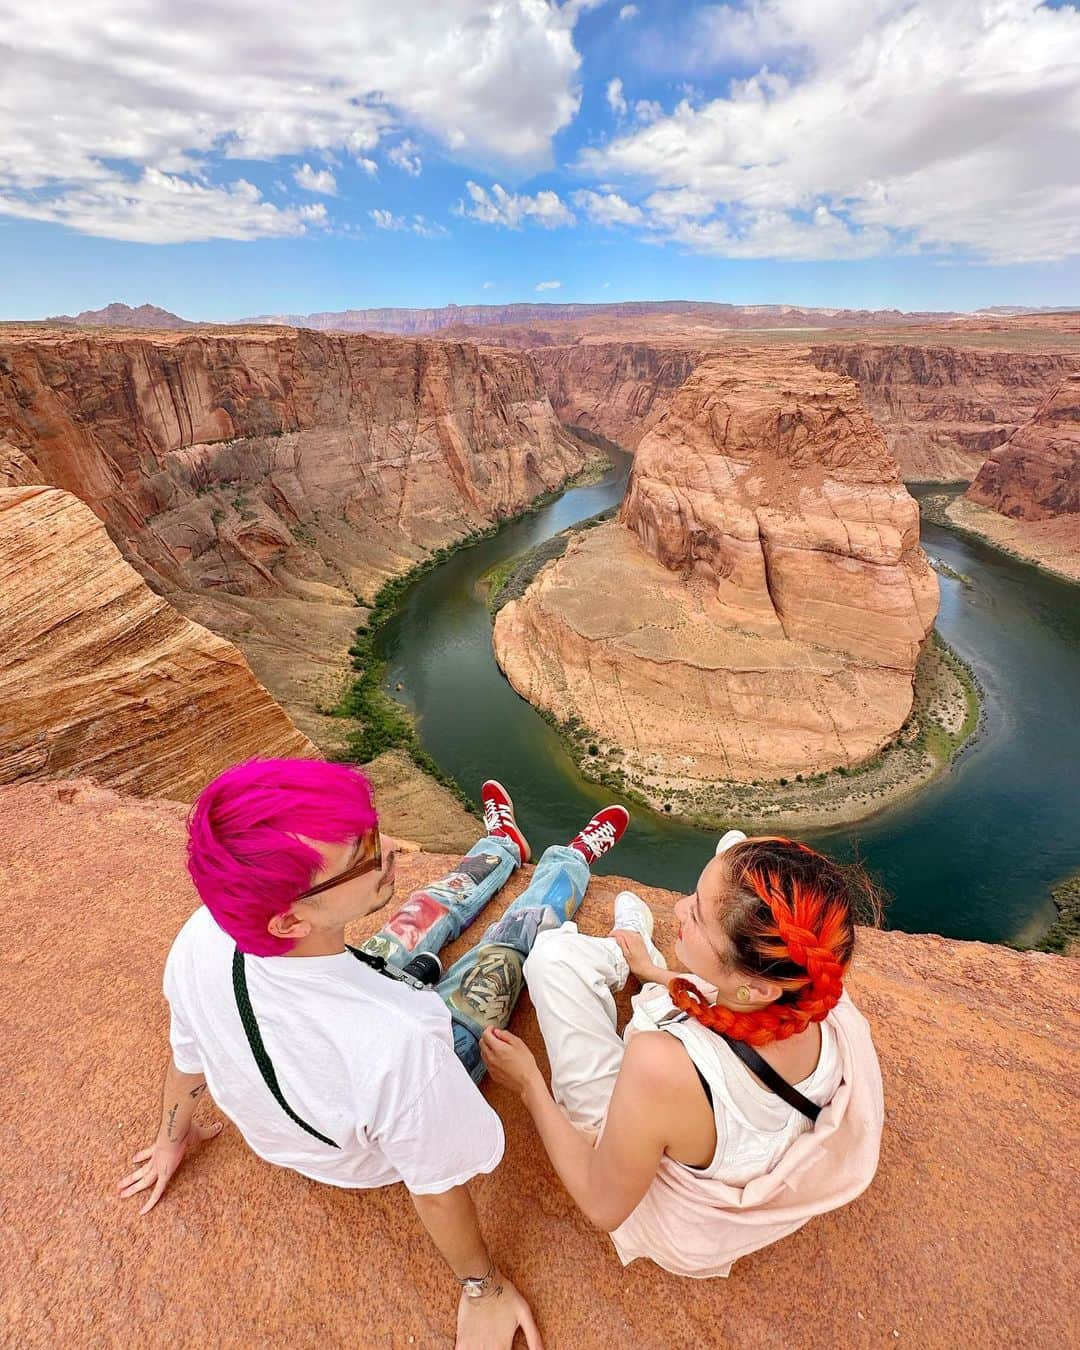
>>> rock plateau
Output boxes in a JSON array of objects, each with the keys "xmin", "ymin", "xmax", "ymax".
[
  {"xmin": 1, "ymin": 778, "xmax": 1075, "ymax": 1349},
  {"xmin": 494, "ymin": 354, "xmax": 938, "ymax": 798}
]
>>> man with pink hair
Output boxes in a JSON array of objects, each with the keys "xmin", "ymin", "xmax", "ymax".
[{"xmin": 117, "ymin": 757, "xmax": 627, "ymax": 1347}]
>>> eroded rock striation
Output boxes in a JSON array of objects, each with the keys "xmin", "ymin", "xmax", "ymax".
[
  {"xmin": 2, "ymin": 778, "xmax": 1075, "ymax": 1347},
  {"xmin": 808, "ymin": 344, "xmax": 1078, "ymax": 482},
  {"xmin": 494, "ymin": 354, "xmax": 938, "ymax": 796},
  {"xmin": 0, "ymin": 486, "xmax": 315, "ymax": 798},
  {"xmin": 0, "ymin": 329, "xmax": 586, "ymax": 742},
  {"xmin": 946, "ymin": 374, "xmax": 1080, "ymax": 581}
]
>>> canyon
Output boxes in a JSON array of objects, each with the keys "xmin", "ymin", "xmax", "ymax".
[
  {"xmin": 0, "ymin": 328, "xmax": 588, "ymax": 756},
  {"xmin": 2, "ymin": 777, "xmax": 1074, "ymax": 1348},
  {"xmin": 494, "ymin": 352, "xmax": 939, "ymax": 806}
]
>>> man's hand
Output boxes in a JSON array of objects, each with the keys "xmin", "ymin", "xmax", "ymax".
[
  {"xmin": 610, "ymin": 929, "xmax": 672, "ymax": 986},
  {"xmin": 479, "ymin": 1027, "xmax": 543, "ymax": 1098},
  {"xmin": 456, "ymin": 1276, "xmax": 542, "ymax": 1350},
  {"xmin": 117, "ymin": 1119, "xmax": 224, "ymax": 1215}
]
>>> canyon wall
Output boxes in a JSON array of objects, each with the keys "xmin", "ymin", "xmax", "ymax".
[
  {"xmin": 0, "ymin": 329, "xmax": 586, "ymax": 743},
  {"xmin": 946, "ymin": 374, "xmax": 1080, "ymax": 581},
  {"xmin": 0, "ymin": 485, "xmax": 315, "ymax": 798},
  {"xmin": 808, "ymin": 344, "xmax": 1078, "ymax": 482},
  {"xmin": 494, "ymin": 354, "xmax": 938, "ymax": 799}
]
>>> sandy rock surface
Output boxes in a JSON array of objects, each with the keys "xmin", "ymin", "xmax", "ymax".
[
  {"xmin": 1, "ymin": 779, "xmax": 1075, "ymax": 1349},
  {"xmin": 0, "ymin": 329, "xmax": 586, "ymax": 744},
  {"xmin": 496, "ymin": 353, "xmax": 938, "ymax": 788},
  {"xmin": 0, "ymin": 487, "xmax": 314, "ymax": 798}
]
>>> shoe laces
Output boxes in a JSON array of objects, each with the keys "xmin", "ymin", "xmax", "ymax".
[
  {"xmin": 578, "ymin": 819, "xmax": 617, "ymax": 856},
  {"xmin": 483, "ymin": 798, "xmax": 515, "ymax": 836}
]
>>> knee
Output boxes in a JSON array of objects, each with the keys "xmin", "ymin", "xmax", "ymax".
[{"xmin": 523, "ymin": 925, "xmax": 577, "ymax": 982}]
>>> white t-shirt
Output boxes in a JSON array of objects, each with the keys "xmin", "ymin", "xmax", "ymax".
[{"xmin": 163, "ymin": 906, "xmax": 504, "ymax": 1193}]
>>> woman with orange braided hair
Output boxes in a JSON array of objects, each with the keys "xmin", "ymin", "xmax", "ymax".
[{"xmin": 481, "ymin": 831, "xmax": 885, "ymax": 1278}]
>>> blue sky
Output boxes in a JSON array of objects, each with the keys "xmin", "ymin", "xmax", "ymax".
[{"xmin": 2, "ymin": 1, "xmax": 1078, "ymax": 320}]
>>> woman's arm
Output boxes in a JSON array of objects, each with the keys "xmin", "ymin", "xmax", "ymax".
[{"xmin": 482, "ymin": 1028, "xmax": 686, "ymax": 1233}]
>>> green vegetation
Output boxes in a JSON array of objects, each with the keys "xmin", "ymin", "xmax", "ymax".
[
  {"xmin": 1016, "ymin": 874, "xmax": 1080, "ymax": 956},
  {"xmin": 328, "ymin": 459, "xmax": 611, "ymax": 809}
]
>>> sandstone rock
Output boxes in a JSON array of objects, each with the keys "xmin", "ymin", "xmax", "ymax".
[
  {"xmin": 942, "ymin": 375, "xmax": 1080, "ymax": 581},
  {"xmin": 0, "ymin": 486, "xmax": 315, "ymax": 799},
  {"xmin": 0, "ymin": 329, "xmax": 586, "ymax": 744},
  {"xmin": 496, "ymin": 354, "xmax": 938, "ymax": 789},
  {"xmin": 809, "ymin": 343, "xmax": 1079, "ymax": 482},
  {"xmin": 1, "ymin": 778, "xmax": 1074, "ymax": 1348}
]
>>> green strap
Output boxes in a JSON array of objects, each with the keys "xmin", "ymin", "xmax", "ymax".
[{"xmin": 231, "ymin": 947, "xmax": 341, "ymax": 1149}]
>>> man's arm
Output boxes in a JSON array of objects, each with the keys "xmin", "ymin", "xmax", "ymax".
[
  {"xmin": 409, "ymin": 1185, "xmax": 541, "ymax": 1349},
  {"xmin": 117, "ymin": 1055, "xmax": 222, "ymax": 1214}
]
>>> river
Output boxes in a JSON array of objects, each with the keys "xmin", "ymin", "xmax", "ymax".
[{"xmin": 377, "ymin": 452, "xmax": 1080, "ymax": 944}]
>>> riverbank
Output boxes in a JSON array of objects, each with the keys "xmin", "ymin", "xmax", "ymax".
[
  {"xmin": 920, "ymin": 492, "xmax": 1080, "ymax": 584},
  {"xmin": 327, "ymin": 453, "xmax": 613, "ymax": 819}
]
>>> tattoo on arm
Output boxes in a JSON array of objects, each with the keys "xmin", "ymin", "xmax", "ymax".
[
  {"xmin": 189, "ymin": 1083, "xmax": 207, "ymax": 1100},
  {"xmin": 166, "ymin": 1102, "xmax": 180, "ymax": 1140}
]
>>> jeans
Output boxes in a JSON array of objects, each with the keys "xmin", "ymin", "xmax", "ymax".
[{"xmin": 358, "ymin": 837, "xmax": 591, "ymax": 1082}]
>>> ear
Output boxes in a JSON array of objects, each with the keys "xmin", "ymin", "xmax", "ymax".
[
  {"xmin": 745, "ymin": 975, "xmax": 784, "ymax": 1006},
  {"xmin": 267, "ymin": 907, "xmax": 312, "ymax": 942}
]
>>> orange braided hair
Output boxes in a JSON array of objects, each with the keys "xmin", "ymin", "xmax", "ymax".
[{"xmin": 670, "ymin": 837, "xmax": 860, "ymax": 1046}]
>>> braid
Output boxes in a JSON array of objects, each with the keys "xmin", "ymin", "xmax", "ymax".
[{"xmin": 671, "ymin": 837, "xmax": 852, "ymax": 1046}]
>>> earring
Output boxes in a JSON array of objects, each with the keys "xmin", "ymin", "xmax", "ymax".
[{"xmin": 736, "ymin": 986, "xmax": 752, "ymax": 1003}]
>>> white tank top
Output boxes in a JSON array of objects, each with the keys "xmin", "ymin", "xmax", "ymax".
[{"xmin": 634, "ymin": 993, "xmax": 843, "ymax": 1186}]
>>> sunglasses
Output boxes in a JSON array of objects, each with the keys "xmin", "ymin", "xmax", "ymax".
[{"xmin": 296, "ymin": 829, "xmax": 383, "ymax": 901}]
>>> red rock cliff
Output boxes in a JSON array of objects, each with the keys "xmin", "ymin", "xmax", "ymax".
[
  {"xmin": 809, "ymin": 343, "xmax": 1078, "ymax": 482},
  {"xmin": 0, "ymin": 329, "xmax": 586, "ymax": 741},
  {"xmin": 0, "ymin": 486, "xmax": 315, "ymax": 798},
  {"xmin": 2, "ymin": 777, "xmax": 1075, "ymax": 1349}
]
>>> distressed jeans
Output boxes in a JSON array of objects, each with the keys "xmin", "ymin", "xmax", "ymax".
[{"xmin": 357, "ymin": 837, "xmax": 591, "ymax": 1082}]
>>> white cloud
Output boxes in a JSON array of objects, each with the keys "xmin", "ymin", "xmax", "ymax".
[
  {"xmin": 456, "ymin": 181, "xmax": 575, "ymax": 229},
  {"xmin": 369, "ymin": 208, "xmax": 445, "ymax": 237},
  {"xmin": 0, "ymin": 0, "xmax": 587, "ymax": 242},
  {"xmin": 388, "ymin": 139, "xmax": 422, "ymax": 176},
  {"xmin": 634, "ymin": 99, "xmax": 663, "ymax": 125},
  {"xmin": 357, "ymin": 157, "xmax": 378, "ymax": 176},
  {"xmin": 482, "ymin": 280, "xmax": 495, "ymax": 288},
  {"xmin": 573, "ymin": 189, "xmax": 644, "ymax": 227},
  {"xmin": 619, "ymin": 5, "xmax": 639, "ymax": 19},
  {"xmin": 579, "ymin": 0, "xmax": 1080, "ymax": 263},
  {"xmin": 535, "ymin": 280, "xmax": 562, "ymax": 291},
  {"xmin": 293, "ymin": 163, "xmax": 338, "ymax": 195},
  {"xmin": 0, "ymin": 169, "xmax": 326, "ymax": 244},
  {"xmin": 606, "ymin": 77, "xmax": 628, "ymax": 118}
]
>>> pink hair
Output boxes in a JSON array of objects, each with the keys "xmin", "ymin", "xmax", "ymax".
[{"xmin": 186, "ymin": 758, "xmax": 378, "ymax": 956}]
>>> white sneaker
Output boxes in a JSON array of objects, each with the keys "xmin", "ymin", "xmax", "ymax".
[
  {"xmin": 716, "ymin": 829, "xmax": 748, "ymax": 857},
  {"xmin": 613, "ymin": 890, "xmax": 667, "ymax": 969}
]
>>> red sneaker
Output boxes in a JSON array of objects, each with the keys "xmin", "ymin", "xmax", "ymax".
[
  {"xmin": 481, "ymin": 780, "xmax": 531, "ymax": 863},
  {"xmin": 568, "ymin": 805, "xmax": 630, "ymax": 865}
]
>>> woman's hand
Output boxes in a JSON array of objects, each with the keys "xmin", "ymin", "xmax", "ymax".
[
  {"xmin": 611, "ymin": 930, "xmax": 671, "ymax": 986},
  {"xmin": 117, "ymin": 1119, "xmax": 223, "ymax": 1215},
  {"xmin": 480, "ymin": 1027, "xmax": 544, "ymax": 1098}
]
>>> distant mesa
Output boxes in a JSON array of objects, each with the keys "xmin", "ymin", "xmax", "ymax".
[{"xmin": 40, "ymin": 301, "xmax": 195, "ymax": 329}]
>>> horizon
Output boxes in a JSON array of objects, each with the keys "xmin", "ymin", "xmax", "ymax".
[{"xmin": 2, "ymin": 1, "xmax": 1079, "ymax": 321}]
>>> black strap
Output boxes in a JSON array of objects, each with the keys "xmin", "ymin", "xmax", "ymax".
[
  {"xmin": 722, "ymin": 1035, "xmax": 822, "ymax": 1123},
  {"xmin": 660, "ymin": 1011, "xmax": 821, "ymax": 1124},
  {"xmin": 231, "ymin": 947, "xmax": 341, "ymax": 1149}
]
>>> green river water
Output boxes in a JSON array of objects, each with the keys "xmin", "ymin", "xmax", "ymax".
[{"xmin": 377, "ymin": 451, "xmax": 1079, "ymax": 944}]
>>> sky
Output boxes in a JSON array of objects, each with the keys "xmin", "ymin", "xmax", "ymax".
[{"xmin": 1, "ymin": 0, "xmax": 1078, "ymax": 320}]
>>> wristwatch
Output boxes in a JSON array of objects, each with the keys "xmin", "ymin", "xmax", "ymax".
[{"xmin": 459, "ymin": 1261, "xmax": 502, "ymax": 1300}]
